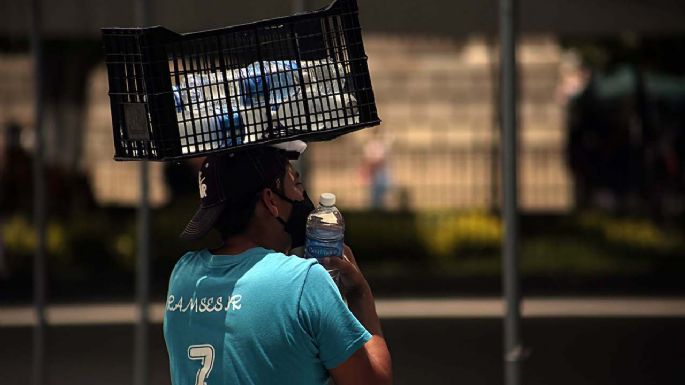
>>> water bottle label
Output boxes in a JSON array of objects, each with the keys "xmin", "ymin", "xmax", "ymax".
[{"xmin": 305, "ymin": 238, "xmax": 343, "ymax": 259}]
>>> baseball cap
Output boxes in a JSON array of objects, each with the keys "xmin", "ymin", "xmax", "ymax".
[{"xmin": 179, "ymin": 147, "xmax": 290, "ymax": 241}]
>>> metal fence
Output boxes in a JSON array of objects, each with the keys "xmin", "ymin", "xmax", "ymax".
[
  {"xmin": 309, "ymin": 35, "xmax": 572, "ymax": 212},
  {"xmin": 1, "ymin": 17, "xmax": 685, "ymax": 385}
]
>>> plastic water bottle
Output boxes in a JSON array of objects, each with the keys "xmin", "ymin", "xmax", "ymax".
[
  {"xmin": 305, "ymin": 193, "xmax": 345, "ymax": 261},
  {"xmin": 239, "ymin": 60, "xmax": 300, "ymax": 109},
  {"xmin": 172, "ymin": 71, "xmax": 244, "ymax": 153},
  {"xmin": 172, "ymin": 59, "xmax": 360, "ymax": 150}
]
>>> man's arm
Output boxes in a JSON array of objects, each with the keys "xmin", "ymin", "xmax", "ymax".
[{"xmin": 322, "ymin": 247, "xmax": 393, "ymax": 385}]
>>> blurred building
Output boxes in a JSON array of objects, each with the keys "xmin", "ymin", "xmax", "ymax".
[
  {"xmin": 0, "ymin": 34, "xmax": 572, "ymax": 211},
  {"xmin": 0, "ymin": 54, "xmax": 170, "ymax": 208},
  {"xmin": 310, "ymin": 34, "xmax": 572, "ymax": 211},
  {"xmin": 2, "ymin": 0, "xmax": 684, "ymax": 212}
]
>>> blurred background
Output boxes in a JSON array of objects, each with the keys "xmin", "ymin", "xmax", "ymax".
[{"xmin": 1, "ymin": 0, "xmax": 684, "ymax": 384}]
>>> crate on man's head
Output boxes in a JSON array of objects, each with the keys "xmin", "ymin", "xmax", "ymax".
[{"xmin": 102, "ymin": 0, "xmax": 379, "ymax": 161}]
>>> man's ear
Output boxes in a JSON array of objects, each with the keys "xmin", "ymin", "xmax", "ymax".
[{"xmin": 260, "ymin": 188, "xmax": 280, "ymax": 217}]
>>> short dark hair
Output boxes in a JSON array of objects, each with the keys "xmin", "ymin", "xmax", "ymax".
[{"xmin": 212, "ymin": 148, "xmax": 290, "ymax": 239}]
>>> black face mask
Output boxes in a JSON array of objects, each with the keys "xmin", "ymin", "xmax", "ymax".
[{"xmin": 274, "ymin": 190, "xmax": 315, "ymax": 249}]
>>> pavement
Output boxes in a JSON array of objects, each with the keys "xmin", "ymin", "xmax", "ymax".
[
  {"xmin": 2, "ymin": 297, "xmax": 685, "ymax": 326},
  {"xmin": 2, "ymin": 298, "xmax": 684, "ymax": 385}
]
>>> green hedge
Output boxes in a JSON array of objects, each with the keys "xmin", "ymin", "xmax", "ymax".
[{"xmin": 2, "ymin": 206, "xmax": 684, "ymax": 300}]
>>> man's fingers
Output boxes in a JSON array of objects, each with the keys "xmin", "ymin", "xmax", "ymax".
[
  {"xmin": 342, "ymin": 245, "xmax": 357, "ymax": 262},
  {"xmin": 320, "ymin": 256, "xmax": 340, "ymax": 269},
  {"xmin": 321, "ymin": 256, "xmax": 351, "ymax": 271}
]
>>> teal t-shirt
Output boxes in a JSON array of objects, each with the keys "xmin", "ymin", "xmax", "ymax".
[{"xmin": 163, "ymin": 247, "xmax": 372, "ymax": 385}]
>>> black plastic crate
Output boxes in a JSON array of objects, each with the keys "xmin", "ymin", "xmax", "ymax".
[{"xmin": 102, "ymin": 0, "xmax": 380, "ymax": 161}]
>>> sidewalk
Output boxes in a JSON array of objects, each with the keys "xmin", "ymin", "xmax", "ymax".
[{"xmin": 2, "ymin": 297, "xmax": 685, "ymax": 326}]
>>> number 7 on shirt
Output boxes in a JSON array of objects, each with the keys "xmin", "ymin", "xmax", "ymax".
[{"xmin": 188, "ymin": 344, "xmax": 215, "ymax": 385}]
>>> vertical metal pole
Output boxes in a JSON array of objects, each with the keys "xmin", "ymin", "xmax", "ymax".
[
  {"xmin": 293, "ymin": 0, "xmax": 305, "ymax": 12},
  {"xmin": 500, "ymin": 0, "xmax": 522, "ymax": 385},
  {"xmin": 488, "ymin": 37, "xmax": 500, "ymax": 213},
  {"xmin": 31, "ymin": 0, "xmax": 47, "ymax": 384},
  {"xmin": 134, "ymin": 164, "xmax": 150, "ymax": 385},
  {"xmin": 134, "ymin": 1, "xmax": 150, "ymax": 385},
  {"xmin": 292, "ymin": 0, "xmax": 311, "ymax": 188}
]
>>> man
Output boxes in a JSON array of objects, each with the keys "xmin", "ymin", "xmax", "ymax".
[{"xmin": 164, "ymin": 146, "xmax": 392, "ymax": 385}]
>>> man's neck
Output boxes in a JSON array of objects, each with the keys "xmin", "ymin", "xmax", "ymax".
[
  {"xmin": 210, "ymin": 234, "xmax": 259, "ymax": 256},
  {"xmin": 211, "ymin": 230, "xmax": 285, "ymax": 256}
]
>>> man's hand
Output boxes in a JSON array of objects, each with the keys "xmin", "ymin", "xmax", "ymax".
[
  {"xmin": 320, "ymin": 244, "xmax": 383, "ymax": 338},
  {"xmin": 321, "ymin": 244, "xmax": 369, "ymax": 298},
  {"xmin": 322, "ymin": 245, "xmax": 393, "ymax": 385}
]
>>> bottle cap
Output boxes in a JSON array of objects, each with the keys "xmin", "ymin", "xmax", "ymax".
[{"xmin": 319, "ymin": 193, "xmax": 336, "ymax": 207}]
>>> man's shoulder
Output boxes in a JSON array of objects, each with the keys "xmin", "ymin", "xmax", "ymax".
[
  {"xmin": 262, "ymin": 251, "xmax": 318, "ymax": 274},
  {"xmin": 176, "ymin": 249, "xmax": 204, "ymax": 266},
  {"xmin": 252, "ymin": 252, "xmax": 323, "ymax": 291},
  {"xmin": 243, "ymin": 252, "xmax": 320, "ymax": 301}
]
